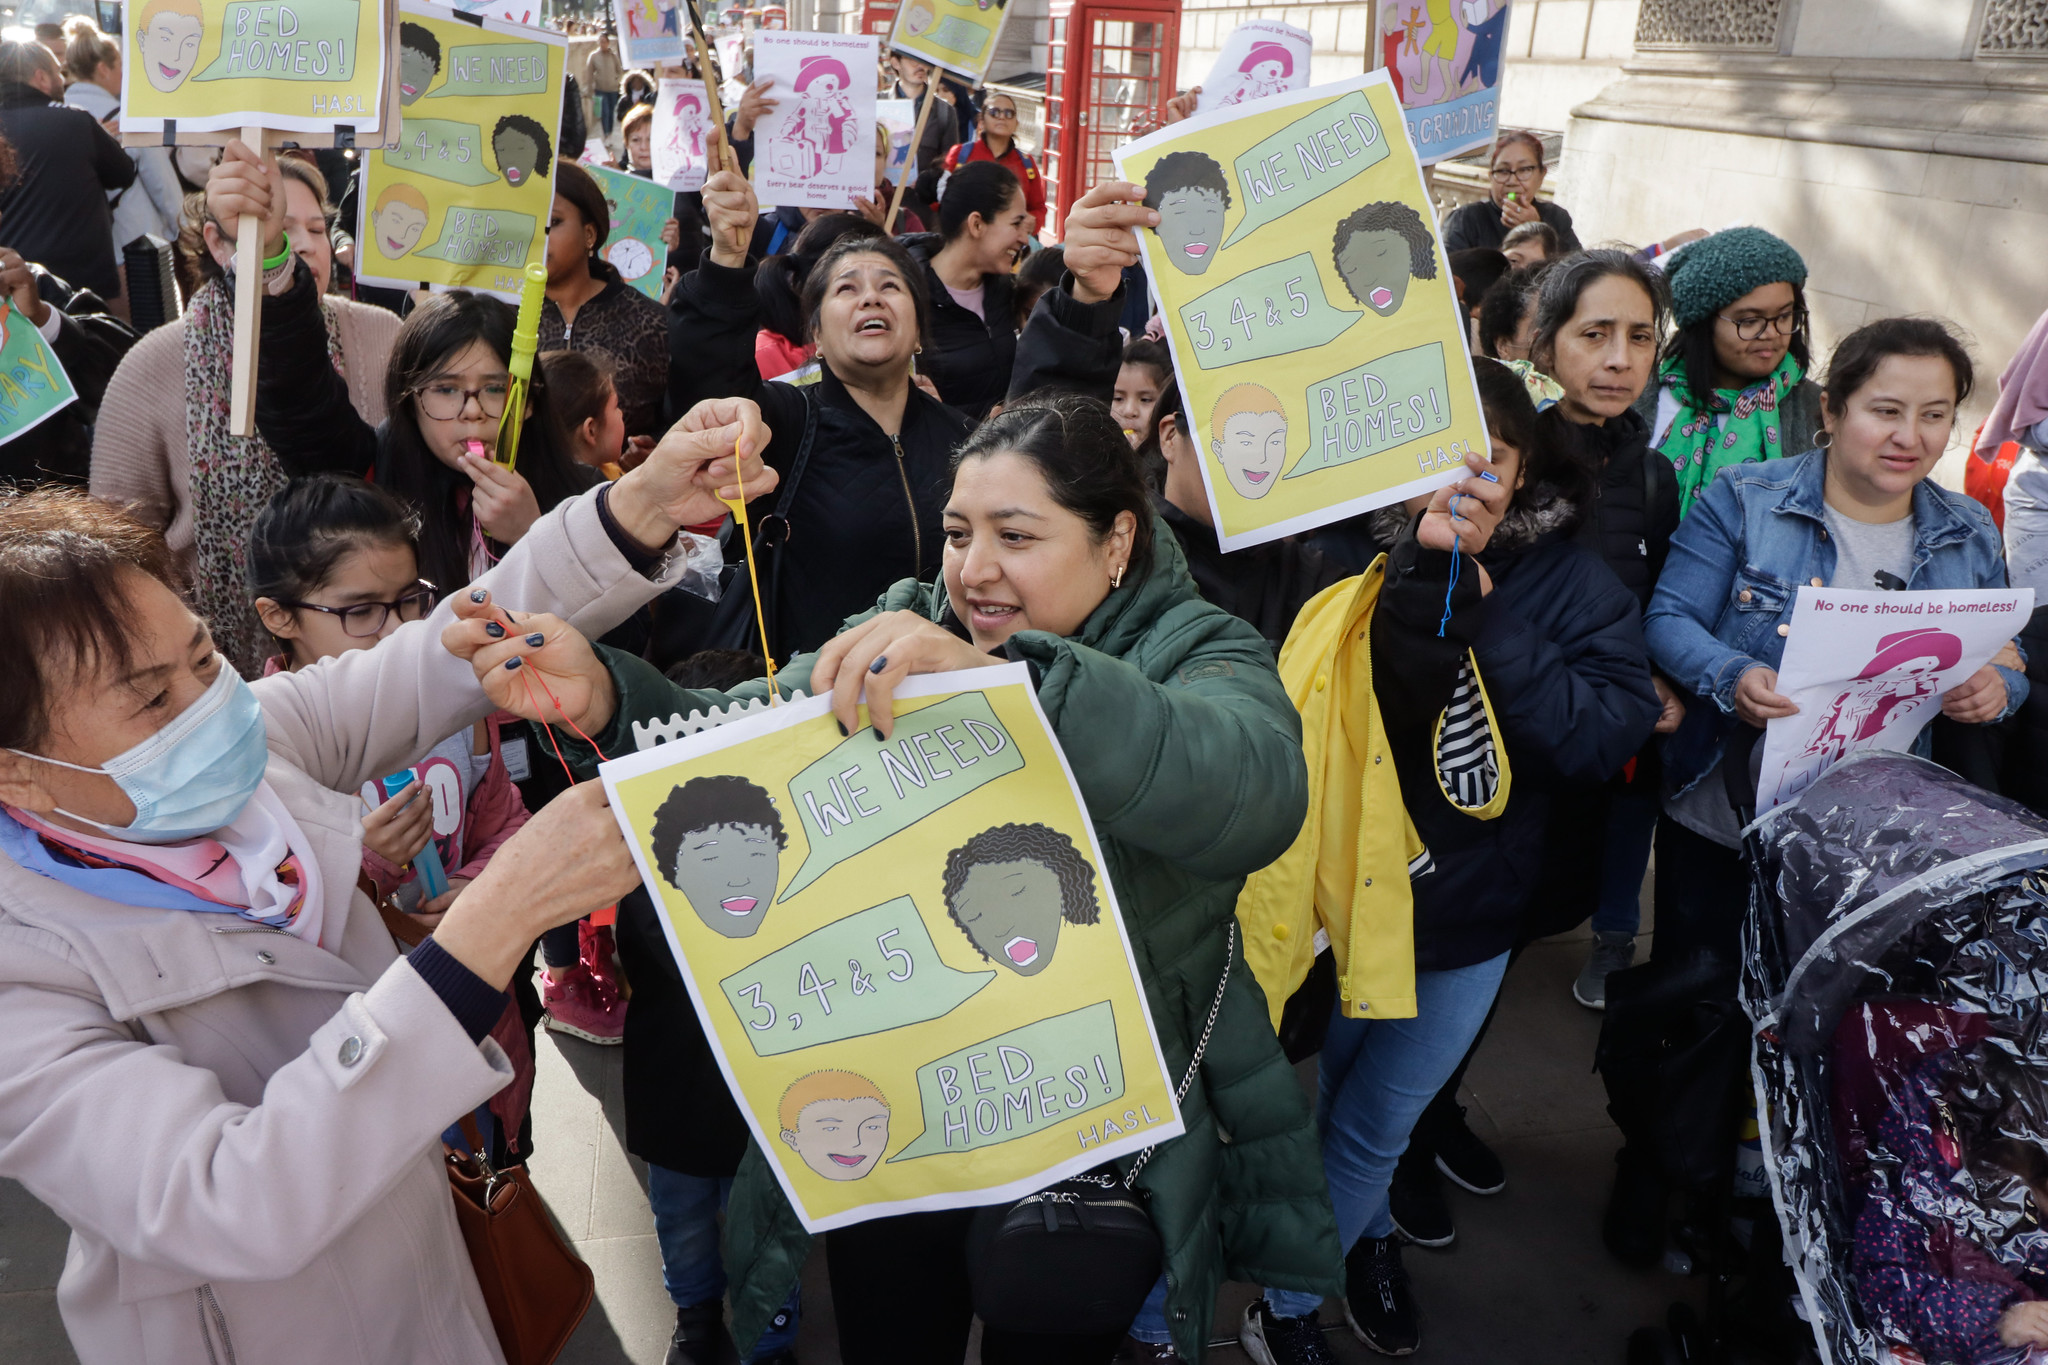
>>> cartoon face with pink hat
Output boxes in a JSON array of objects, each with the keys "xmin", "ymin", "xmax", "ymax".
[
  {"xmin": 787, "ymin": 53, "xmax": 857, "ymax": 180},
  {"xmin": 1222, "ymin": 40, "xmax": 1295, "ymax": 105}
]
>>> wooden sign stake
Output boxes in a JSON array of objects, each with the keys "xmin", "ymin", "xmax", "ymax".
[
  {"xmin": 885, "ymin": 92, "xmax": 935, "ymax": 234},
  {"xmin": 228, "ymin": 123, "xmax": 267, "ymax": 438}
]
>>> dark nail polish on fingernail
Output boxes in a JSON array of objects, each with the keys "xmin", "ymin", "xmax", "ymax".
[
  {"xmin": 837, "ymin": 720, "xmax": 849, "ymax": 737},
  {"xmin": 470, "ymin": 588, "xmax": 487, "ymax": 602},
  {"xmin": 505, "ymin": 657, "xmax": 523, "ymax": 671},
  {"xmin": 526, "ymin": 633, "xmax": 545, "ymax": 646},
  {"xmin": 869, "ymin": 655, "xmax": 888, "ymax": 674},
  {"xmin": 485, "ymin": 622, "xmax": 505, "ymax": 638},
  {"xmin": 874, "ymin": 726, "xmax": 886, "ymax": 741}
]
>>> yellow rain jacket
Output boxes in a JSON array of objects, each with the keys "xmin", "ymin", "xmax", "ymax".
[{"xmin": 1235, "ymin": 556, "xmax": 1510, "ymax": 1026}]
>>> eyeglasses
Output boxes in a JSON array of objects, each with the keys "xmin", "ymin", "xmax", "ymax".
[
  {"xmin": 279, "ymin": 580, "xmax": 439, "ymax": 637},
  {"xmin": 413, "ymin": 379, "xmax": 511, "ymax": 420},
  {"xmin": 1716, "ymin": 306, "xmax": 1804, "ymax": 341},
  {"xmin": 985, "ymin": 106, "xmax": 1017, "ymax": 119},
  {"xmin": 1489, "ymin": 163, "xmax": 1541, "ymax": 182}
]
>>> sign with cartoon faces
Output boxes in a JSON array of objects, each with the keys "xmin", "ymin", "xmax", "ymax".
[
  {"xmin": 751, "ymin": 31, "xmax": 879, "ymax": 212},
  {"xmin": 354, "ymin": 2, "xmax": 565, "ymax": 301},
  {"xmin": 600, "ymin": 665, "xmax": 1183, "ymax": 1231},
  {"xmin": 1378, "ymin": 0, "xmax": 1514, "ymax": 166},
  {"xmin": 119, "ymin": 0, "xmax": 393, "ymax": 140},
  {"xmin": 612, "ymin": 0, "xmax": 693, "ymax": 69},
  {"xmin": 885, "ymin": 0, "xmax": 1011, "ymax": 83},
  {"xmin": 1115, "ymin": 74, "xmax": 1491, "ymax": 551}
]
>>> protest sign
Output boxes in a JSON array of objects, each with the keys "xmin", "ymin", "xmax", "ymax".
[
  {"xmin": 877, "ymin": 97, "xmax": 915, "ymax": 183},
  {"xmin": 0, "ymin": 304, "xmax": 78, "ymax": 447},
  {"xmin": 750, "ymin": 32, "xmax": 879, "ymax": 212},
  {"xmin": 119, "ymin": 0, "xmax": 396, "ymax": 140},
  {"xmin": 600, "ymin": 665, "xmax": 1183, "ymax": 1232},
  {"xmin": 1115, "ymin": 73, "xmax": 1489, "ymax": 551},
  {"xmin": 353, "ymin": 1, "xmax": 565, "ymax": 300},
  {"xmin": 586, "ymin": 163, "xmax": 672, "ymax": 299},
  {"xmin": 449, "ymin": 0, "xmax": 541, "ymax": 21},
  {"xmin": 1376, "ymin": 0, "xmax": 1513, "ymax": 165},
  {"xmin": 652, "ymin": 75, "xmax": 712, "ymax": 191},
  {"xmin": 1756, "ymin": 587, "xmax": 2033, "ymax": 812},
  {"xmin": 885, "ymin": 0, "xmax": 1010, "ymax": 82},
  {"xmin": 613, "ymin": 0, "xmax": 692, "ymax": 66},
  {"xmin": 1195, "ymin": 19, "xmax": 1312, "ymax": 115}
]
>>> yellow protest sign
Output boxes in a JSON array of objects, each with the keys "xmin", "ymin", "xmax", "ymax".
[
  {"xmin": 353, "ymin": 2, "xmax": 564, "ymax": 300},
  {"xmin": 886, "ymin": 0, "xmax": 1011, "ymax": 81},
  {"xmin": 120, "ymin": 0, "xmax": 393, "ymax": 139},
  {"xmin": 1115, "ymin": 74, "xmax": 1490, "ymax": 551},
  {"xmin": 600, "ymin": 665, "xmax": 1183, "ymax": 1232}
]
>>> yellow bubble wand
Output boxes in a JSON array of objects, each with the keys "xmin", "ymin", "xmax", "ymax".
[
  {"xmin": 494, "ymin": 261, "xmax": 550, "ymax": 470},
  {"xmin": 720, "ymin": 469, "xmax": 780, "ymax": 704}
]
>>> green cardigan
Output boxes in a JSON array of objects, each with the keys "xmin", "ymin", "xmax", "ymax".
[{"xmin": 559, "ymin": 524, "xmax": 1342, "ymax": 1359}]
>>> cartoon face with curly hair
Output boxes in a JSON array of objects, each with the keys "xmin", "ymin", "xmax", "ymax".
[
  {"xmin": 1143, "ymin": 151, "xmax": 1233, "ymax": 277},
  {"xmin": 398, "ymin": 22, "xmax": 442, "ymax": 105},
  {"xmin": 1333, "ymin": 200, "xmax": 1440, "ymax": 318},
  {"xmin": 650, "ymin": 775, "xmax": 787, "ymax": 938},
  {"xmin": 943, "ymin": 823, "xmax": 1100, "ymax": 976},
  {"xmin": 492, "ymin": 114, "xmax": 554, "ymax": 189}
]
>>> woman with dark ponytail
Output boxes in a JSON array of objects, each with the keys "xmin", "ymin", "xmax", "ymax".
[{"xmin": 902, "ymin": 158, "xmax": 1034, "ymax": 420}]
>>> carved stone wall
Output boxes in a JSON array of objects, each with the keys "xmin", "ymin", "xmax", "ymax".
[
  {"xmin": 1981, "ymin": 0, "xmax": 2048, "ymax": 56},
  {"xmin": 1634, "ymin": 0, "xmax": 1781, "ymax": 48}
]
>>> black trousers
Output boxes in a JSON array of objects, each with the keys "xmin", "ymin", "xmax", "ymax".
[{"xmin": 825, "ymin": 1209, "xmax": 1130, "ymax": 1365}]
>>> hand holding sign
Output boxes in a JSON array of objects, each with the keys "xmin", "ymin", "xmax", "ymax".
[
  {"xmin": 808, "ymin": 611, "xmax": 1010, "ymax": 741},
  {"xmin": 1059, "ymin": 181, "xmax": 1154, "ymax": 304}
]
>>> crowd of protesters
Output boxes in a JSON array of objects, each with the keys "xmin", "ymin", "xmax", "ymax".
[{"xmin": 2, "ymin": 15, "xmax": 2047, "ymax": 1365}]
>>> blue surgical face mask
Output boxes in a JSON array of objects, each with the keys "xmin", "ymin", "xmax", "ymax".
[{"xmin": 7, "ymin": 663, "xmax": 271, "ymax": 844}]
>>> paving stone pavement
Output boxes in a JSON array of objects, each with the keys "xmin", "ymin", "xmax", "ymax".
[{"xmin": 0, "ymin": 923, "xmax": 1709, "ymax": 1364}]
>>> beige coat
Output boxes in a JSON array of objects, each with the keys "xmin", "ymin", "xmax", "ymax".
[
  {"xmin": 0, "ymin": 492, "xmax": 691, "ymax": 1365},
  {"xmin": 87, "ymin": 298, "xmax": 402, "ymax": 585}
]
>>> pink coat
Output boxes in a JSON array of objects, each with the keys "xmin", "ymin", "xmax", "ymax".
[{"xmin": 0, "ymin": 492, "xmax": 699, "ymax": 1365}]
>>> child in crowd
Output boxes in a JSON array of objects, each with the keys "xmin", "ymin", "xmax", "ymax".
[
  {"xmin": 1113, "ymin": 336, "xmax": 1170, "ymax": 452},
  {"xmin": 542, "ymin": 348, "xmax": 629, "ymax": 476},
  {"xmin": 245, "ymin": 473, "xmax": 539, "ymax": 1161}
]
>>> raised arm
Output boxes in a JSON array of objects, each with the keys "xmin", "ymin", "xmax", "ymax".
[
  {"xmin": 1008, "ymin": 181, "xmax": 1157, "ymax": 404},
  {"xmin": 665, "ymin": 168, "xmax": 773, "ymax": 423}
]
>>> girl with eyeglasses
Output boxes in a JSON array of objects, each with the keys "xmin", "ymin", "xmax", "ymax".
[
  {"xmin": 1636, "ymin": 227, "xmax": 1826, "ymax": 520},
  {"xmin": 1441, "ymin": 130, "xmax": 1583, "ymax": 256}
]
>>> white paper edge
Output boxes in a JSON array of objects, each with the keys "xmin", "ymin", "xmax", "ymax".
[
  {"xmin": 598, "ymin": 663, "xmax": 1187, "ymax": 1233},
  {"xmin": 1113, "ymin": 70, "xmax": 1492, "ymax": 554},
  {"xmin": 1193, "ymin": 18, "xmax": 1314, "ymax": 118},
  {"xmin": 747, "ymin": 31, "xmax": 881, "ymax": 214},
  {"xmin": 351, "ymin": 0, "xmax": 567, "ymax": 301}
]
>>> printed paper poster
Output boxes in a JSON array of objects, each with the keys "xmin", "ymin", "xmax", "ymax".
[
  {"xmin": 613, "ymin": 0, "xmax": 692, "ymax": 67},
  {"xmin": 1756, "ymin": 588, "xmax": 2033, "ymax": 812},
  {"xmin": 877, "ymin": 96, "xmax": 915, "ymax": 183},
  {"xmin": 1195, "ymin": 19, "xmax": 1311, "ymax": 115},
  {"xmin": 0, "ymin": 304, "xmax": 79, "ymax": 447},
  {"xmin": 1114, "ymin": 74, "xmax": 1490, "ymax": 551},
  {"xmin": 653, "ymin": 76, "xmax": 711, "ymax": 192},
  {"xmin": 587, "ymin": 163, "xmax": 672, "ymax": 299},
  {"xmin": 886, "ymin": 0, "xmax": 1011, "ymax": 82},
  {"xmin": 119, "ymin": 0, "xmax": 391, "ymax": 139},
  {"xmin": 751, "ymin": 32, "xmax": 878, "ymax": 212},
  {"xmin": 599, "ymin": 665, "xmax": 1183, "ymax": 1232},
  {"xmin": 1376, "ymin": 0, "xmax": 1513, "ymax": 165},
  {"xmin": 449, "ymin": 0, "xmax": 542, "ymax": 22},
  {"xmin": 354, "ymin": 2, "xmax": 565, "ymax": 300}
]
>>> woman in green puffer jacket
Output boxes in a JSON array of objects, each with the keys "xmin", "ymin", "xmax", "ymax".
[{"xmin": 449, "ymin": 384, "xmax": 1343, "ymax": 1363}]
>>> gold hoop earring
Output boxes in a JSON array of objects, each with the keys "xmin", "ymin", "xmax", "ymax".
[{"xmin": 1110, "ymin": 564, "xmax": 1126, "ymax": 589}]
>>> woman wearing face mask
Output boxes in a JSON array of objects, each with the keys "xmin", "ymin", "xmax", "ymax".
[
  {"xmin": 1635, "ymin": 227, "xmax": 1825, "ymax": 519},
  {"xmin": 92, "ymin": 144, "xmax": 401, "ymax": 677},
  {"xmin": 445, "ymin": 392, "xmax": 1343, "ymax": 1365},
  {"xmin": 540, "ymin": 159, "xmax": 671, "ymax": 446},
  {"xmin": 0, "ymin": 417, "xmax": 770, "ymax": 1365},
  {"xmin": 1604, "ymin": 318, "xmax": 2027, "ymax": 1269},
  {"xmin": 903, "ymin": 159, "xmax": 1034, "ymax": 421},
  {"xmin": 666, "ymin": 166, "xmax": 975, "ymax": 658}
]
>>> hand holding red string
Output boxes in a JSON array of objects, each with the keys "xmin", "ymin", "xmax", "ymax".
[
  {"xmin": 443, "ymin": 589, "xmax": 619, "ymax": 739},
  {"xmin": 607, "ymin": 396, "xmax": 776, "ymax": 547}
]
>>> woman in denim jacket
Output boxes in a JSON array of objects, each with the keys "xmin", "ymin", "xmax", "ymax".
[{"xmin": 1648, "ymin": 317, "xmax": 2026, "ymax": 828}]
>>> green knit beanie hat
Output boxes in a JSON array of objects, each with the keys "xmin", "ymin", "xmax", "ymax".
[{"xmin": 1666, "ymin": 227, "xmax": 1808, "ymax": 330}]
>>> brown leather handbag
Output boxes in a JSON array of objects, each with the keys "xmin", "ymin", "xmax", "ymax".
[{"xmin": 356, "ymin": 874, "xmax": 596, "ymax": 1365}]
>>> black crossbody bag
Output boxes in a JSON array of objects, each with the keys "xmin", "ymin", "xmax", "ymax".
[{"xmin": 702, "ymin": 387, "xmax": 819, "ymax": 658}]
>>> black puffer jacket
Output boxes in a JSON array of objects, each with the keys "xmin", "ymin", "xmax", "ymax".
[
  {"xmin": 1571, "ymin": 405, "xmax": 1679, "ymax": 607},
  {"xmin": 1375, "ymin": 492, "xmax": 1661, "ymax": 969},
  {"xmin": 901, "ymin": 233, "xmax": 1016, "ymax": 421},
  {"xmin": 665, "ymin": 257, "xmax": 969, "ymax": 657}
]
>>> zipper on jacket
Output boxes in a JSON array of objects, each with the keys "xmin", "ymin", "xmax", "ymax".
[
  {"xmin": 207, "ymin": 923, "xmax": 289, "ymax": 937},
  {"xmin": 197, "ymin": 1285, "xmax": 239, "ymax": 1365},
  {"xmin": 889, "ymin": 431, "xmax": 923, "ymax": 576}
]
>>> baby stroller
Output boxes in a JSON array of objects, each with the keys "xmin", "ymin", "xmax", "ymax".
[{"xmin": 1744, "ymin": 750, "xmax": 2048, "ymax": 1365}]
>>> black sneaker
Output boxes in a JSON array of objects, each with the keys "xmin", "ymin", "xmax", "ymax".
[
  {"xmin": 1603, "ymin": 1144, "xmax": 1668, "ymax": 1269},
  {"xmin": 1344, "ymin": 1234, "xmax": 1421, "ymax": 1355},
  {"xmin": 1240, "ymin": 1301, "xmax": 1337, "ymax": 1365},
  {"xmin": 664, "ymin": 1299, "xmax": 730, "ymax": 1365},
  {"xmin": 1432, "ymin": 1104, "xmax": 1506, "ymax": 1195},
  {"xmin": 1388, "ymin": 1147, "xmax": 1455, "ymax": 1248}
]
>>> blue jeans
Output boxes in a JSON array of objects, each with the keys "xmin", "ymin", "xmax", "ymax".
[
  {"xmin": 595, "ymin": 90, "xmax": 619, "ymax": 135},
  {"xmin": 646, "ymin": 1165, "xmax": 800, "ymax": 1358},
  {"xmin": 1264, "ymin": 952, "xmax": 1510, "ymax": 1319},
  {"xmin": 1591, "ymin": 791, "xmax": 1657, "ymax": 936}
]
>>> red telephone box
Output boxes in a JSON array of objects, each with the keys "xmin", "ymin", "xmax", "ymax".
[{"xmin": 1042, "ymin": 0, "xmax": 1180, "ymax": 238}]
